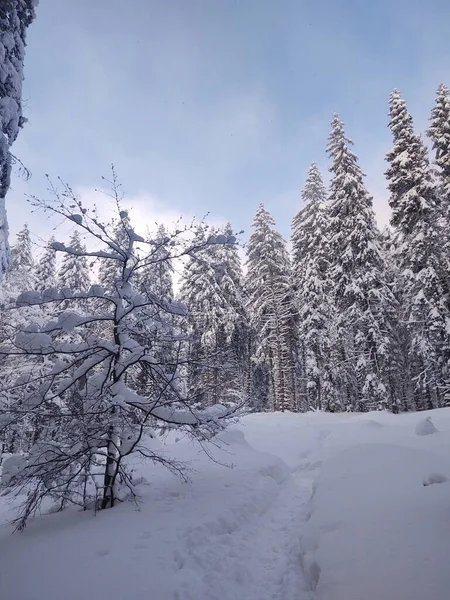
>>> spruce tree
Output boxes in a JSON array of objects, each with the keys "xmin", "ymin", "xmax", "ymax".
[
  {"xmin": 10, "ymin": 222, "xmax": 33, "ymax": 271},
  {"xmin": 139, "ymin": 224, "xmax": 174, "ymax": 304},
  {"xmin": 134, "ymin": 225, "xmax": 176, "ymax": 400},
  {"xmin": 386, "ymin": 90, "xmax": 450, "ymax": 408},
  {"xmin": 0, "ymin": 1, "xmax": 38, "ymax": 277},
  {"xmin": 245, "ymin": 204, "xmax": 298, "ymax": 412},
  {"xmin": 34, "ymin": 236, "xmax": 57, "ymax": 291},
  {"xmin": 427, "ymin": 83, "xmax": 450, "ymax": 263},
  {"xmin": 58, "ymin": 230, "xmax": 90, "ymax": 293},
  {"xmin": 291, "ymin": 162, "xmax": 328, "ymax": 286},
  {"xmin": 386, "ymin": 90, "xmax": 436, "ymax": 235},
  {"xmin": 327, "ymin": 114, "xmax": 396, "ymax": 411},
  {"xmin": 179, "ymin": 227, "xmax": 245, "ymax": 407},
  {"xmin": 428, "ymin": 83, "xmax": 450, "ymax": 203},
  {"xmin": 5, "ymin": 222, "xmax": 36, "ymax": 305},
  {"xmin": 179, "ymin": 231, "xmax": 214, "ymax": 404},
  {"xmin": 292, "ymin": 164, "xmax": 335, "ymax": 410},
  {"xmin": 213, "ymin": 225, "xmax": 249, "ymax": 401},
  {"xmin": 98, "ymin": 212, "xmax": 131, "ymax": 293}
]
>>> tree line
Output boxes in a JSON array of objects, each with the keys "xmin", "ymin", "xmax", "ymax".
[
  {"xmin": 182, "ymin": 85, "xmax": 450, "ymax": 414},
  {"xmin": 4, "ymin": 86, "xmax": 450, "ymax": 418},
  {"xmin": 1, "ymin": 85, "xmax": 449, "ymax": 526}
]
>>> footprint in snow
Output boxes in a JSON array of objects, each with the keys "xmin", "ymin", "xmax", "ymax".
[{"xmin": 423, "ymin": 473, "xmax": 448, "ymax": 486}]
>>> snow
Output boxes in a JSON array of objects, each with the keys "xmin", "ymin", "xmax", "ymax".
[
  {"xmin": 127, "ymin": 228, "xmax": 145, "ymax": 243},
  {"xmin": 1, "ymin": 409, "xmax": 450, "ymax": 600},
  {"xmin": 1, "ymin": 454, "xmax": 26, "ymax": 486},
  {"xmin": 16, "ymin": 289, "xmax": 42, "ymax": 306},
  {"xmin": 415, "ymin": 415, "xmax": 439, "ymax": 435},
  {"xmin": 50, "ymin": 241, "xmax": 66, "ymax": 252},
  {"xmin": 68, "ymin": 214, "xmax": 83, "ymax": 225}
]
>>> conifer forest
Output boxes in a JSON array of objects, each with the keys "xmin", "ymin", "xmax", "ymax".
[{"xmin": 3, "ymin": 86, "xmax": 450, "ymax": 492}]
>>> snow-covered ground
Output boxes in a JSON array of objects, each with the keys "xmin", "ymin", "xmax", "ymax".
[{"xmin": 1, "ymin": 409, "xmax": 450, "ymax": 600}]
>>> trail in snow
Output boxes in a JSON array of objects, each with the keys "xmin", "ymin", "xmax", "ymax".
[
  {"xmin": 170, "ymin": 424, "xmax": 330, "ymax": 600},
  {"xmin": 174, "ymin": 459, "xmax": 320, "ymax": 600}
]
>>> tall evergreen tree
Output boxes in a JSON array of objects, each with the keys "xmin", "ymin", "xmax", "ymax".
[
  {"xmin": 291, "ymin": 162, "xmax": 328, "ymax": 286},
  {"xmin": 10, "ymin": 222, "xmax": 33, "ymax": 271},
  {"xmin": 213, "ymin": 226, "xmax": 250, "ymax": 401},
  {"xmin": 327, "ymin": 114, "xmax": 396, "ymax": 411},
  {"xmin": 139, "ymin": 225, "xmax": 174, "ymax": 303},
  {"xmin": 34, "ymin": 236, "xmax": 57, "ymax": 291},
  {"xmin": 98, "ymin": 213, "xmax": 131, "ymax": 293},
  {"xmin": 245, "ymin": 205, "xmax": 298, "ymax": 412},
  {"xmin": 134, "ymin": 225, "xmax": 177, "ymax": 400},
  {"xmin": 428, "ymin": 83, "xmax": 450, "ymax": 203},
  {"xmin": 5, "ymin": 222, "xmax": 36, "ymax": 304},
  {"xmin": 58, "ymin": 230, "xmax": 90, "ymax": 293},
  {"xmin": 179, "ymin": 226, "xmax": 246, "ymax": 407},
  {"xmin": 292, "ymin": 164, "xmax": 335, "ymax": 410},
  {"xmin": 0, "ymin": 1, "xmax": 38, "ymax": 277},
  {"xmin": 386, "ymin": 90, "xmax": 450, "ymax": 408}
]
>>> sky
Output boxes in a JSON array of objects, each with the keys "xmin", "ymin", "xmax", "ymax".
[{"xmin": 7, "ymin": 0, "xmax": 450, "ymax": 249}]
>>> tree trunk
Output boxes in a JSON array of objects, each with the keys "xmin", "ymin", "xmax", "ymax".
[{"xmin": 101, "ymin": 425, "xmax": 119, "ymax": 509}]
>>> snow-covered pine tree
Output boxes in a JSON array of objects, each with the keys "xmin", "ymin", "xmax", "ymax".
[
  {"xmin": 428, "ymin": 83, "xmax": 450, "ymax": 206},
  {"xmin": 134, "ymin": 224, "xmax": 177, "ymax": 400},
  {"xmin": 291, "ymin": 164, "xmax": 336, "ymax": 410},
  {"xmin": 292, "ymin": 162, "xmax": 328, "ymax": 285},
  {"xmin": 179, "ymin": 225, "xmax": 246, "ymax": 407},
  {"xmin": 386, "ymin": 90, "xmax": 450, "ymax": 408},
  {"xmin": 179, "ymin": 229, "xmax": 213, "ymax": 405},
  {"xmin": 98, "ymin": 212, "xmax": 132, "ymax": 294},
  {"xmin": 10, "ymin": 222, "xmax": 33, "ymax": 271},
  {"xmin": 139, "ymin": 224, "xmax": 174, "ymax": 303},
  {"xmin": 4, "ymin": 222, "xmax": 36, "ymax": 294},
  {"xmin": 327, "ymin": 114, "xmax": 397, "ymax": 412},
  {"xmin": 58, "ymin": 230, "xmax": 90, "ymax": 293},
  {"xmin": 213, "ymin": 225, "xmax": 249, "ymax": 402},
  {"xmin": 245, "ymin": 204, "xmax": 298, "ymax": 412},
  {"xmin": 0, "ymin": 225, "xmax": 48, "ymax": 455},
  {"xmin": 427, "ymin": 83, "xmax": 450, "ymax": 282},
  {"xmin": 0, "ymin": 1, "xmax": 38, "ymax": 277},
  {"xmin": 34, "ymin": 236, "xmax": 57, "ymax": 291}
]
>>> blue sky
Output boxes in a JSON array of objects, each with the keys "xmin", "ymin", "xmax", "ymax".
[{"xmin": 8, "ymin": 0, "xmax": 450, "ymax": 246}]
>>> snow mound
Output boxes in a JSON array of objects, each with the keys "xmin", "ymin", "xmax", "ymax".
[
  {"xmin": 218, "ymin": 429, "xmax": 249, "ymax": 447},
  {"xmin": 415, "ymin": 416, "xmax": 438, "ymax": 436}
]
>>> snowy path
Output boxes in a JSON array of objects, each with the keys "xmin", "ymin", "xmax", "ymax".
[
  {"xmin": 175, "ymin": 459, "xmax": 319, "ymax": 600},
  {"xmin": 236, "ymin": 462, "xmax": 318, "ymax": 600},
  {"xmin": 169, "ymin": 420, "xmax": 331, "ymax": 600}
]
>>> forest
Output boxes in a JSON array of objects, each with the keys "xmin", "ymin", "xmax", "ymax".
[{"xmin": 1, "ymin": 84, "xmax": 450, "ymax": 527}]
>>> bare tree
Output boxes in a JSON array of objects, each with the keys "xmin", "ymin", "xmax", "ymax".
[{"xmin": 0, "ymin": 173, "xmax": 240, "ymax": 529}]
